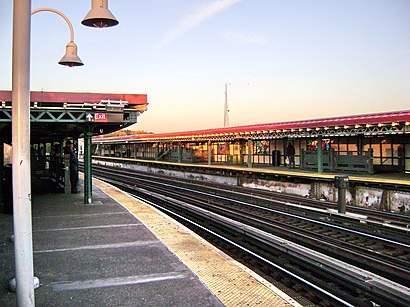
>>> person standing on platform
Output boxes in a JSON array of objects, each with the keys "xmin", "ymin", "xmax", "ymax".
[
  {"xmin": 64, "ymin": 140, "xmax": 79, "ymax": 193},
  {"xmin": 286, "ymin": 143, "xmax": 295, "ymax": 169}
]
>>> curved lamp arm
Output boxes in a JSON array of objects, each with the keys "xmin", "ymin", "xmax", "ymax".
[
  {"xmin": 31, "ymin": 7, "xmax": 83, "ymax": 67},
  {"xmin": 32, "ymin": 7, "xmax": 75, "ymax": 42}
]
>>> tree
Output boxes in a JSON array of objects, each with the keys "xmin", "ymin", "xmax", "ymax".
[{"xmin": 102, "ymin": 129, "xmax": 152, "ymax": 137}]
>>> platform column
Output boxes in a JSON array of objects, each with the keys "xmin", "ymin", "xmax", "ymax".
[
  {"xmin": 247, "ymin": 139, "xmax": 253, "ymax": 168},
  {"xmin": 334, "ymin": 175, "xmax": 349, "ymax": 214},
  {"xmin": 84, "ymin": 131, "xmax": 93, "ymax": 204},
  {"xmin": 177, "ymin": 142, "xmax": 182, "ymax": 163},
  {"xmin": 357, "ymin": 136, "xmax": 363, "ymax": 155},
  {"xmin": 207, "ymin": 141, "xmax": 212, "ymax": 165},
  {"xmin": 239, "ymin": 141, "xmax": 245, "ymax": 165},
  {"xmin": 11, "ymin": 1, "xmax": 36, "ymax": 305},
  {"xmin": 317, "ymin": 135, "xmax": 323, "ymax": 173},
  {"xmin": 156, "ymin": 142, "xmax": 160, "ymax": 160}
]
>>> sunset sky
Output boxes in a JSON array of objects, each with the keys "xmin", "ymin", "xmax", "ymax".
[{"xmin": 0, "ymin": 0, "xmax": 409, "ymax": 133}]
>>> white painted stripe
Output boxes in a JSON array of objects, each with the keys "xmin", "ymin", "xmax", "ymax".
[
  {"xmin": 32, "ymin": 212, "xmax": 129, "ymax": 219},
  {"xmin": 34, "ymin": 223, "xmax": 142, "ymax": 232},
  {"xmin": 34, "ymin": 241, "xmax": 161, "ymax": 253},
  {"xmin": 51, "ymin": 271, "xmax": 190, "ymax": 291}
]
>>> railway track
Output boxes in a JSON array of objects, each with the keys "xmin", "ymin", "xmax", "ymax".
[{"xmin": 87, "ymin": 164, "xmax": 410, "ymax": 306}]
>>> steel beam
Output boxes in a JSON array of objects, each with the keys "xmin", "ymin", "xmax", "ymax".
[
  {"xmin": 317, "ymin": 135, "xmax": 323, "ymax": 174},
  {"xmin": 247, "ymin": 139, "xmax": 253, "ymax": 168},
  {"xmin": 207, "ymin": 140, "xmax": 211, "ymax": 165}
]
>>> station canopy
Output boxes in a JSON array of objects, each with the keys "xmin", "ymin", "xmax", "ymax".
[
  {"xmin": 94, "ymin": 110, "xmax": 410, "ymax": 144},
  {"xmin": 0, "ymin": 90, "xmax": 148, "ymax": 144}
]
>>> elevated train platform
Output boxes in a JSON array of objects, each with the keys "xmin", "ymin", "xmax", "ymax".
[
  {"xmin": 93, "ymin": 109, "xmax": 410, "ymax": 176},
  {"xmin": 93, "ymin": 109, "xmax": 410, "ymax": 213},
  {"xmin": 0, "ymin": 179, "xmax": 295, "ymax": 306}
]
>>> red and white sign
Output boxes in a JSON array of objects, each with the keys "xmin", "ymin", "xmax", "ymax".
[{"xmin": 94, "ymin": 113, "xmax": 108, "ymax": 122}]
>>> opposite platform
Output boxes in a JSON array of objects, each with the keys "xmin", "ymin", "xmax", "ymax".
[{"xmin": 0, "ymin": 180, "xmax": 295, "ymax": 306}]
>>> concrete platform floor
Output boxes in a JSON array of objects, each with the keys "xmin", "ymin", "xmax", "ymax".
[{"xmin": 0, "ymin": 179, "xmax": 295, "ymax": 306}]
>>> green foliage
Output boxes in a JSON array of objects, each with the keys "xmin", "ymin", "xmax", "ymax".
[{"xmin": 102, "ymin": 129, "xmax": 152, "ymax": 137}]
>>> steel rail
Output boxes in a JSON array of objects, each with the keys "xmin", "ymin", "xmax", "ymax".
[
  {"xmin": 128, "ymin": 190, "xmax": 355, "ymax": 307},
  {"xmin": 97, "ymin": 175, "xmax": 410, "ymax": 306},
  {"xmin": 90, "ymin": 162, "xmax": 410, "ymax": 229},
  {"xmin": 147, "ymin": 183, "xmax": 410, "ymax": 284},
  {"xmin": 91, "ymin": 165, "xmax": 409, "ymax": 246}
]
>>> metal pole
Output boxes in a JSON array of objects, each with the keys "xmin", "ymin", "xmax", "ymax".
[
  {"xmin": 317, "ymin": 135, "xmax": 323, "ymax": 174},
  {"xmin": 224, "ymin": 83, "xmax": 229, "ymax": 127},
  {"xmin": 177, "ymin": 142, "xmax": 182, "ymax": 163},
  {"xmin": 247, "ymin": 139, "xmax": 253, "ymax": 168},
  {"xmin": 207, "ymin": 140, "xmax": 211, "ymax": 165},
  {"xmin": 238, "ymin": 141, "xmax": 243, "ymax": 165},
  {"xmin": 335, "ymin": 175, "xmax": 348, "ymax": 214},
  {"xmin": 12, "ymin": 0, "xmax": 35, "ymax": 306},
  {"xmin": 84, "ymin": 132, "xmax": 92, "ymax": 204},
  {"xmin": 337, "ymin": 186, "xmax": 347, "ymax": 214}
]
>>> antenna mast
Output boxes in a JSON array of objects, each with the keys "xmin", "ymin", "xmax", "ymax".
[{"xmin": 224, "ymin": 83, "xmax": 229, "ymax": 127}]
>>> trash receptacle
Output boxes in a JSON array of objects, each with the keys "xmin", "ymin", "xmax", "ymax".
[{"xmin": 2, "ymin": 164, "xmax": 12, "ymax": 214}]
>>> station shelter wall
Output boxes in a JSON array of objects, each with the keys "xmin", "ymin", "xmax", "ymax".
[{"xmin": 2, "ymin": 140, "xmax": 78, "ymax": 194}]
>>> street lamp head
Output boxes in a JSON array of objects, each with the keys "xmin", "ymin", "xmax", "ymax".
[
  {"xmin": 58, "ymin": 41, "xmax": 84, "ymax": 67},
  {"xmin": 82, "ymin": 0, "xmax": 119, "ymax": 28}
]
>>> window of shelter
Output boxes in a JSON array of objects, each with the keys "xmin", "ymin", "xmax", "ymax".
[
  {"xmin": 381, "ymin": 138, "xmax": 393, "ymax": 166},
  {"xmin": 392, "ymin": 144, "xmax": 401, "ymax": 166},
  {"xmin": 347, "ymin": 137, "xmax": 358, "ymax": 154}
]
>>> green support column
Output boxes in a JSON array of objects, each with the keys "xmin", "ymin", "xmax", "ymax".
[
  {"xmin": 84, "ymin": 131, "xmax": 93, "ymax": 204},
  {"xmin": 317, "ymin": 135, "xmax": 323, "ymax": 173},
  {"xmin": 247, "ymin": 139, "xmax": 253, "ymax": 168},
  {"xmin": 207, "ymin": 141, "xmax": 212, "ymax": 165},
  {"xmin": 239, "ymin": 141, "xmax": 244, "ymax": 165},
  {"xmin": 357, "ymin": 136, "xmax": 363, "ymax": 155},
  {"xmin": 177, "ymin": 142, "xmax": 182, "ymax": 163}
]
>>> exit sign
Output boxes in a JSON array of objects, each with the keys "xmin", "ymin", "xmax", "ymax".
[
  {"xmin": 86, "ymin": 112, "xmax": 124, "ymax": 123},
  {"xmin": 94, "ymin": 113, "xmax": 108, "ymax": 122}
]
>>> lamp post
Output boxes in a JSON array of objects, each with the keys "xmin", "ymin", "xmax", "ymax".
[{"xmin": 11, "ymin": 1, "xmax": 118, "ymax": 306}]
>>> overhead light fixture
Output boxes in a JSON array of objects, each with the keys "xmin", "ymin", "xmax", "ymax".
[
  {"xmin": 58, "ymin": 41, "xmax": 84, "ymax": 67},
  {"xmin": 32, "ymin": 8, "xmax": 84, "ymax": 67},
  {"xmin": 82, "ymin": 0, "xmax": 119, "ymax": 28}
]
